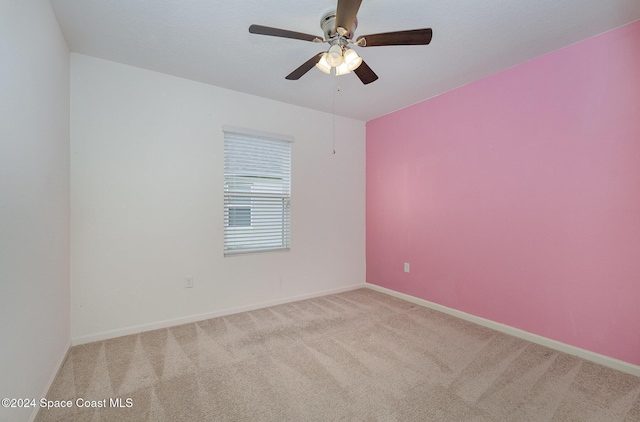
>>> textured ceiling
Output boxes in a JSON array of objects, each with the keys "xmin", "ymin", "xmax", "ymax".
[{"xmin": 49, "ymin": 0, "xmax": 640, "ymax": 121}]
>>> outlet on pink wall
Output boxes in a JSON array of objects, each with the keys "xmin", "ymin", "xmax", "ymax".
[{"xmin": 366, "ymin": 21, "xmax": 640, "ymax": 366}]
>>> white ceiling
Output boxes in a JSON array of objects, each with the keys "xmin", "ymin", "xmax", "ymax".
[{"xmin": 49, "ymin": 0, "xmax": 640, "ymax": 121}]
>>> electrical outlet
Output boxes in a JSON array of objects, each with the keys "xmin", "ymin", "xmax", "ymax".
[
  {"xmin": 184, "ymin": 276, "xmax": 194, "ymax": 288},
  {"xmin": 404, "ymin": 263, "xmax": 410, "ymax": 273}
]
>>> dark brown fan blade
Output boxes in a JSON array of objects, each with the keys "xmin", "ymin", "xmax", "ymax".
[
  {"xmin": 249, "ymin": 24, "xmax": 320, "ymax": 42},
  {"xmin": 357, "ymin": 28, "xmax": 433, "ymax": 47},
  {"xmin": 285, "ymin": 53, "xmax": 324, "ymax": 80},
  {"xmin": 335, "ymin": 0, "xmax": 362, "ymax": 34},
  {"xmin": 353, "ymin": 60, "xmax": 378, "ymax": 85}
]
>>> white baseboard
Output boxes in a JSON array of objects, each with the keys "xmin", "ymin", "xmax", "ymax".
[
  {"xmin": 29, "ymin": 341, "xmax": 72, "ymax": 422},
  {"xmin": 72, "ymin": 283, "xmax": 366, "ymax": 345},
  {"xmin": 365, "ymin": 283, "xmax": 640, "ymax": 377}
]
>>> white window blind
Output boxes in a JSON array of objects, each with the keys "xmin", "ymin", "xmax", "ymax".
[{"xmin": 223, "ymin": 128, "xmax": 291, "ymax": 256}]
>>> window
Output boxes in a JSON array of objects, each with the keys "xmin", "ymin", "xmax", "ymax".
[{"xmin": 223, "ymin": 127, "xmax": 292, "ymax": 255}]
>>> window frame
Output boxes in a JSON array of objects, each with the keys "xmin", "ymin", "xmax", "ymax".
[{"xmin": 222, "ymin": 126, "xmax": 292, "ymax": 256}]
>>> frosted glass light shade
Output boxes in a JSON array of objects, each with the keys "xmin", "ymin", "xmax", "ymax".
[
  {"xmin": 315, "ymin": 53, "xmax": 331, "ymax": 74},
  {"xmin": 335, "ymin": 61, "xmax": 351, "ymax": 76},
  {"xmin": 326, "ymin": 44, "xmax": 344, "ymax": 67},
  {"xmin": 343, "ymin": 48, "xmax": 363, "ymax": 71}
]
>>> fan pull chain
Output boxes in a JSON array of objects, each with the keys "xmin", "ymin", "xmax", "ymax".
[{"xmin": 332, "ymin": 78, "xmax": 340, "ymax": 155}]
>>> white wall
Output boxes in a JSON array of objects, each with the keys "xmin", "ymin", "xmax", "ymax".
[
  {"xmin": 0, "ymin": 1, "xmax": 70, "ymax": 421},
  {"xmin": 71, "ymin": 54, "xmax": 366, "ymax": 342}
]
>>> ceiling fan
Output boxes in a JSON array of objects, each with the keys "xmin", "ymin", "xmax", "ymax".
[{"xmin": 248, "ymin": 0, "xmax": 433, "ymax": 84}]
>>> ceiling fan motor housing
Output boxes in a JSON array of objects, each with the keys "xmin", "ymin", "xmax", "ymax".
[{"xmin": 321, "ymin": 10, "xmax": 357, "ymax": 43}]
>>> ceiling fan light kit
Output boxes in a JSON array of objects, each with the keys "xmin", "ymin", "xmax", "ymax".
[
  {"xmin": 249, "ymin": 0, "xmax": 433, "ymax": 84},
  {"xmin": 317, "ymin": 45, "xmax": 362, "ymax": 75}
]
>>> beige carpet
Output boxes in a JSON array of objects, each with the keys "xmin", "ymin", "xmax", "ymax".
[{"xmin": 35, "ymin": 288, "xmax": 640, "ymax": 421}]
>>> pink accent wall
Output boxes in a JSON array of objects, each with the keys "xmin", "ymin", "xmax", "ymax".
[{"xmin": 366, "ymin": 21, "xmax": 640, "ymax": 366}]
